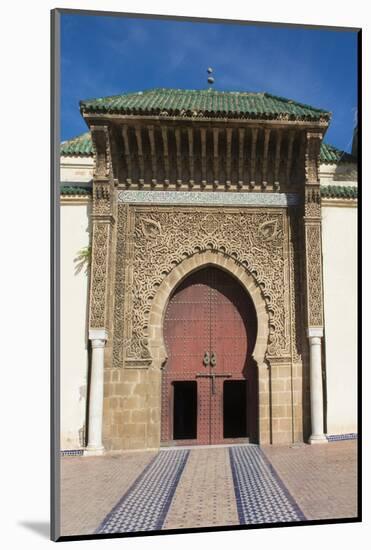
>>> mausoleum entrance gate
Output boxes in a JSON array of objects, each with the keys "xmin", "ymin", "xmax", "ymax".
[{"xmin": 161, "ymin": 266, "xmax": 258, "ymax": 445}]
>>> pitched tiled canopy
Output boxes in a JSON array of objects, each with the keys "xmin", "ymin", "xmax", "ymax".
[
  {"xmin": 61, "ymin": 88, "xmax": 357, "ymax": 191},
  {"xmin": 80, "ymin": 88, "xmax": 331, "ymax": 122},
  {"xmin": 61, "ymin": 130, "xmax": 355, "ymax": 165}
]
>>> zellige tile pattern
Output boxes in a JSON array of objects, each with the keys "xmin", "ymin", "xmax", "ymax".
[
  {"xmin": 96, "ymin": 450, "xmax": 189, "ymax": 534},
  {"xmin": 262, "ymin": 440, "xmax": 358, "ymax": 520},
  {"xmin": 60, "ymin": 441, "xmax": 357, "ymax": 536},
  {"xmin": 229, "ymin": 445, "xmax": 306, "ymax": 524},
  {"xmin": 60, "ymin": 450, "xmax": 156, "ymax": 536}
]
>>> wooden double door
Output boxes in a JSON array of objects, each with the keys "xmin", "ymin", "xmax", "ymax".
[{"xmin": 161, "ymin": 266, "xmax": 257, "ymax": 446}]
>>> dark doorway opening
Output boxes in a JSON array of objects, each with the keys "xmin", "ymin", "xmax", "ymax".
[
  {"xmin": 223, "ymin": 380, "xmax": 248, "ymax": 438},
  {"xmin": 173, "ymin": 381, "xmax": 197, "ymax": 440}
]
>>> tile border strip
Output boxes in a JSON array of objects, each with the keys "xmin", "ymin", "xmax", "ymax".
[
  {"xmin": 229, "ymin": 445, "xmax": 306, "ymax": 525},
  {"xmin": 258, "ymin": 447, "xmax": 307, "ymax": 520},
  {"xmin": 117, "ymin": 190, "xmax": 300, "ymax": 207},
  {"xmin": 326, "ymin": 433, "xmax": 357, "ymax": 441},
  {"xmin": 60, "ymin": 449, "xmax": 84, "ymax": 457},
  {"xmin": 95, "ymin": 450, "xmax": 190, "ymax": 534}
]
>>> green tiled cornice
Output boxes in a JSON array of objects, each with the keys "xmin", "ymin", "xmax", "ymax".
[
  {"xmin": 60, "ymin": 185, "xmax": 92, "ymax": 196},
  {"xmin": 321, "ymin": 185, "xmax": 357, "ymax": 199}
]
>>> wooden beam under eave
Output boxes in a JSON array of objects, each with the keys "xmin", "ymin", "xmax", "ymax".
[
  {"xmin": 286, "ymin": 131, "xmax": 295, "ymax": 187},
  {"xmin": 262, "ymin": 128, "xmax": 271, "ymax": 190},
  {"xmin": 121, "ymin": 125, "xmax": 132, "ymax": 186},
  {"xmin": 250, "ymin": 128, "xmax": 258, "ymax": 189},
  {"xmin": 148, "ymin": 125, "xmax": 157, "ymax": 187},
  {"xmin": 200, "ymin": 127, "xmax": 207, "ymax": 187},
  {"xmin": 135, "ymin": 126, "xmax": 145, "ymax": 187},
  {"xmin": 175, "ymin": 127, "xmax": 182, "ymax": 187},
  {"xmin": 274, "ymin": 129, "xmax": 282, "ymax": 190},
  {"xmin": 161, "ymin": 126, "xmax": 170, "ymax": 187},
  {"xmin": 213, "ymin": 128, "xmax": 220, "ymax": 188},
  {"xmin": 225, "ymin": 128, "xmax": 232, "ymax": 189},
  {"xmin": 238, "ymin": 128, "xmax": 245, "ymax": 188},
  {"xmin": 187, "ymin": 127, "xmax": 195, "ymax": 187},
  {"xmin": 299, "ymin": 130, "xmax": 307, "ymax": 183}
]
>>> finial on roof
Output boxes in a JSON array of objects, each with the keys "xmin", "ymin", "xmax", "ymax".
[{"xmin": 207, "ymin": 67, "xmax": 215, "ymax": 88}]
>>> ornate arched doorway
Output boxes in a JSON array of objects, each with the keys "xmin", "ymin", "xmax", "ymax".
[{"xmin": 161, "ymin": 266, "xmax": 258, "ymax": 446}]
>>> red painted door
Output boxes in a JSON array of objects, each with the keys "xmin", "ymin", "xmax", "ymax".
[{"xmin": 162, "ymin": 267, "xmax": 256, "ymax": 445}]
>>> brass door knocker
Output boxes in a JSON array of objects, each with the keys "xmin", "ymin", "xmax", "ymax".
[
  {"xmin": 210, "ymin": 351, "xmax": 217, "ymax": 367},
  {"xmin": 203, "ymin": 352, "xmax": 210, "ymax": 366}
]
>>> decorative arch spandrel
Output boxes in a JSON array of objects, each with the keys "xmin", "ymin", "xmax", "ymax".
[{"xmin": 113, "ymin": 204, "xmax": 292, "ymax": 368}]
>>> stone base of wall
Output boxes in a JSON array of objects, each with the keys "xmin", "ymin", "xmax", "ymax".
[
  {"xmin": 102, "ymin": 367, "xmax": 161, "ymax": 451},
  {"xmin": 102, "ymin": 359, "xmax": 303, "ymax": 450},
  {"xmin": 259, "ymin": 361, "xmax": 303, "ymax": 446}
]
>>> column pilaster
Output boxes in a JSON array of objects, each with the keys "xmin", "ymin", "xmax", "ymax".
[
  {"xmin": 85, "ymin": 329, "xmax": 108, "ymax": 456},
  {"xmin": 307, "ymin": 328, "xmax": 327, "ymax": 443},
  {"xmin": 303, "ymin": 131, "xmax": 327, "ymax": 444},
  {"xmin": 85, "ymin": 124, "xmax": 116, "ymax": 456}
]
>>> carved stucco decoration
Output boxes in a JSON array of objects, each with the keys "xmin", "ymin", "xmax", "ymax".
[
  {"xmin": 305, "ymin": 223, "xmax": 323, "ymax": 327},
  {"xmin": 304, "ymin": 186, "xmax": 321, "ymax": 219},
  {"xmin": 258, "ymin": 219, "xmax": 282, "ymax": 241},
  {"xmin": 91, "ymin": 125, "xmax": 111, "ymax": 179},
  {"xmin": 141, "ymin": 218, "xmax": 162, "ymax": 239},
  {"xmin": 88, "ymin": 124, "xmax": 117, "ymax": 332},
  {"xmin": 89, "ymin": 222, "xmax": 110, "ymax": 328},
  {"xmin": 93, "ymin": 183, "xmax": 111, "ymax": 216},
  {"xmin": 113, "ymin": 205, "xmax": 292, "ymax": 367},
  {"xmin": 305, "ymin": 132, "xmax": 322, "ymax": 184},
  {"xmin": 303, "ymin": 131, "xmax": 324, "ymax": 328},
  {"xmin": 288, "ymin": 214, "xmax": 303, "ymax": 363}
]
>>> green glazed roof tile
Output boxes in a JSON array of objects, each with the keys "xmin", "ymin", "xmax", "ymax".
[
  {"xmin": 60, "ymin": 185, "xmax": 92, "ymax": 196},
  {"xmin": 321, "ymin": 185, "xmax": 357, "ymax": 199},
  {"xmin": 60, "ymin": 132, "xmax": 93, "ymax": 156},
  {"xmin": 79, "ymin": 88, "xmax": 331, "ymax": 121},
  {"xmin": 319, "ymin": 143, "xmax": 356, "ymax": 164}
]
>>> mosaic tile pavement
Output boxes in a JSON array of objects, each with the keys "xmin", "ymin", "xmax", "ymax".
[
  {"xmin": 229, "ymin": 446, "xmax": 305, "ymax": 524},
  {"xmin": 60, "ymin": 441, "xmax": 357, "ymax": 536},
  {"xmin": 96, "ymin": 449, "xmax": 189, "ymax": 534}
]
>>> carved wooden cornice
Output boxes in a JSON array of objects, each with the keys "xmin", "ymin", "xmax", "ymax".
[
  {"xmin": 250, "ymin": 127, "xmax": 258, "ymax": 189},
  {"xmin": 90, "ymin": 125, "xmax": 116, "ymax": 221},
  {"xmin": 274, "ymin": 130, "xmax": 282, "ymax": 191},
  {"xmin": 238, "ymin": 127, "xmax": 245, "ymax": 189},
  {"xmin": 305, "ymin": 131, "xmax": 323, "ymax": 185},
  {"xmin": 262, "ymin": 129, "xmax": 271, "ymax": 190},
  {"xmin": 135, "ymin": 126, "xmax": 145, "ymax": 187},
  {"xmin": 86, "ymin": 119, "xmax": 322, "ymax": 192},
  {"xmin": 121, "ymin": 125, "xmax": 132, "ymax": 185},
  {"xmin": 161, "ymin": 126, "xmax": 170, "ymax": 187},
  {"xmin": 286, "ymin": 131, "xmax": 295, "ymax": 188},
  {"xmin": 91, "ymin": 125, "xmax": 110, "ymax": 180},
  {"xmin": 148, "ymin": 125, "xmax": 157, "ymax": 188}
]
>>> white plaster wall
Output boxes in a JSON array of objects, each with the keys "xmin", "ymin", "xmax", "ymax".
[
  {"xmin": 60, "ymin": 156, "xmax": 94, "ymax": 184},
  {"xmin": 60, "ymin": 201, "xmax": 91, "ymax": 449},
  {"xmin": 319, "ymin": 163, "xmax": 357, "ymax": 187},
  {"xmin": 322, "ymin": 205, "xmax": 357, "ymax": 435}
]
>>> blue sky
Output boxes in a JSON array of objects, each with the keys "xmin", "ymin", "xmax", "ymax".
[{"xmin": 61, "ymin": 13, "xmax": 358, "ymax": 151}]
